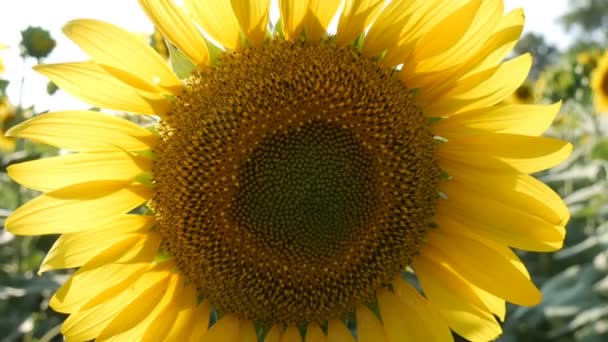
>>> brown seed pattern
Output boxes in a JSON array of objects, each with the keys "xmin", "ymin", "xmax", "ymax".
[{"xmin": 152, "ymin": 41, "xmax": 440, "ymax": 325}]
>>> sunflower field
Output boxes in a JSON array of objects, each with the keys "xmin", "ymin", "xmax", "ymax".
[{"xmin": 2, "ymin": 1, "xmax": 608, "ymax": 341}]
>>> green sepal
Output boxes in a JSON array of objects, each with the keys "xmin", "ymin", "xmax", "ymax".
[
  {"xmin": 168, "ymin": 43, "xmax": 196, "ymax": 79},
  {"xmin": 145, "ymin": 124, "xmax": 161, "ymax": 138},
  {"xmin": 135, "ymin": 172, "xmax": 153, "ymax": 186},
  {"xmin": 273, "ymin": 18, "xmax": 285, "ymax": 39},
  {"xmin": 427, "ymin": 116, "xmax": 444, "ymax": 125},
  {"xmin": 205, "ymin": 40, "xmax": 225, "ymax": 66},
  {"xmin": 135, "ymin": 149, "xmax": 156, "ymax": 160},
  {"xmin": 153, "ymin": 249, "xmax": 174, "ymax": 263},
  {"xmin": 353, "ymin": 32, "xmax": 365, "ymax": 51}
]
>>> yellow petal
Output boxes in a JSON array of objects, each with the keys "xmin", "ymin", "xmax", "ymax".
[
  {"xmin": 423, "ymin": 54, "xmax": 532, "ymax": 115},
  {"xmin": 446, "ymin": 52, "xmax": 531, "ymax": 99},
  {"xmin": 336, "ymin": 0, "xmax": 384, "ymax": 47},
  {"xmin": 61, "ymin": 263, "xmax": 172, "ymax": 342},
  {"xmin": 279, "ymin": 0, "xmax": 309, "ymax": 40},
  {"xmin": 305, "ymin": 0, "xmax": 342, "ymax": 42},
  {"xmin": 8, "ymin": 151, "xmax": 152, "ymax": 192},
  {"xmin": 378, "ymin": 281, "xmax": 453, "ymax": 342},
  {"xmin": 356, "ymin": 305, "xmax": 388, "ymax": 342},
  {"xmin": 380, "ymin": 0, "xmax": 472, "ymax": 67},
  {"xmin": 99, "ymin": 268, "xmax": 181, "ymax": 340},
  {"xmin": 470, "ymin": 8, "xmax": 525, "ymax": 74},
  {"xmin": 327, "ymin": 320, "xmax": 355, "ymax": 342},
  {"xmin": 399, "ymin": 7, "xmax": 523, "ymax": 96},
  {"xmin": 6, "ymin": 182, "xmax": 151, "ymax": 235},
  {"xmin": 409, "ymin": 0, "xmax": 482, "ymax": 63},
  {"xmin": 437, "ymin": 180, "xmax": 565, "ymax": 252},
  {"xmin": 204, "ymin": 315, "xmax": 255, "ymax": 342},
  {"xmin": 427, "ymin": 230, "xmax": 542, "ymax": 305},
  {"xmin": 438, "ymin": 200, "xmax": 553, "ymax": 252},
  {"xmin": 414, "ymin": 0, "xmax": 503, "ymax": 74},
  {"xmin": 441, "ymin": 161, "xmax": 570, "ymax": 226},
  {"xmin": 139, "ymin": 0, "xmax": 210, "ymax": 67},
  {"xmin": 184, "ymin": 0, "xmax": 242, "ymax": 50},
  {"xmin": 436, "ymin": 214, "xmax": 531, "ymax": 279},
  {"xmin": 470, "ymin": 281, "xmax": 507, "ymax": 322},
  {"xmin": 51, "ymin": 233, "xmax": 160, "ymax": 313},
  {"xmin": 63, "ymin": 19, "xmax": 181, "ymax": 94},
  {"xmin": 239, "ymin": 320, "xmax": 258, "ymax": 342},
  {"xmin": 426, "ymin": 215, "xmax": 510, "ymax": 321},
  {"xmin": 231, "ymin": 0, "xmax": 271, "ymax": 46},
  {"xmin": 34, "ymin": 62, "xmax": 170, "ymax": 115},
  {"xmin": 281, "ymin": 326, "xmax": 302, "ymax": 342},
  {"xmin": 141, "ymin": 282, "xmax": 181, "ymax": 342},
  {"xmin": 413, "ymin": 253, "xmax": 502, "ymax": 342},
  {"xmin": 189, "ymin": 300, "xmax": 212, "ymax": 342},
  {"xmin": 39, "ymin": 215, "xmax": 155, "ymax": 273},
  {"xmin": 6, "ymin": 110, "xmax": 158, "ymax": 152},
  {"xmin": 363, "ymin": 0, "xmax": 426, "ymax": 59},
  {"xmin": 164, "ymin": 285, "xmax": 199, "ymax": 341},
  {"xmin": 437, "ymin": 133, "xmax": 572, "ymax": 173},
  {"xmin": 305, "ymin": 323, "xmax": 327, "ymax": 342},
  {"xmin": 265, "ymin": 325, "xmax": 283, "ymax": 342},
  {"xmin": 433, "ymin": 102, "xmax": 561, "ymax": 138}
]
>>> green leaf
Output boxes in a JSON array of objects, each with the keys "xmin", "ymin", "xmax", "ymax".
[{"xmin": 591, "ymin": 139, "xmax": 608, "ymax": 160}]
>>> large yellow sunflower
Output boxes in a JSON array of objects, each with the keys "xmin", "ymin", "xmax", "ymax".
[
  {"xmin": 6, "ymin": 0, "xmax": 572, "ymax": 341},
  {"xmin": 592, "ymin": 49, "xmax": 608, "ymax": 113}
]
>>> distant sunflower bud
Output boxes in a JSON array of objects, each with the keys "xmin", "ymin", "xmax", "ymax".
[
  {"xmin": 46, "ymin": 81, "xmax": 58, "ymax": 95},
  {"xmin": 20, "ymin": 26, "xmax": 56, "ymax": 59}
]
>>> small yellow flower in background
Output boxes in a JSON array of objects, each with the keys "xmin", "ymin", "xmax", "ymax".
[
  {"xmin": 0, "ymin": 44, "xmax": 15, "ymax": 152},
  {"xmin": 591, "ymin": 50, "xmax": 608, "ymax": 113},
  {"xmin": 5, "ymin": 1, "xmax": 572, "ymax": 341},
  {"xmin": 0, "ymin": 130, "xmax": 16, "ymax": 152},
  {"xmin": 0, "ymin": 44, "xmax": 6, "ymax": 74},
  {"xmin": 0, "ymin": 98, "xmax": 16, "ymax": 150},
  {"xmin": 0, "ymin": 96, "xmax": 15, "ymax": 152},
  {"xmin": 576, "ymin": 50, "xmax": 601, "ymax": 68}
]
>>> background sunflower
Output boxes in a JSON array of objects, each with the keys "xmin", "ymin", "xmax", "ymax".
[{"xmin": 1, "ymin": 1, "xmax": 608, "ymax": 341}]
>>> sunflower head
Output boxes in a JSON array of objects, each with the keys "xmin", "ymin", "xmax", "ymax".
[
  {"xmin": 592, "ymin": 50, "xmax": 608, "ymax": 113},
  {"xmin": 0, "ymin": 44, "xmax": 6, "ymax": 74},
  {"xmin": 0, "ymin": 97, "xmax": 15, "ymax": 152},
  {"xmin": 5, "ymin": 1, "xmax": 572, "ymax": 341}
]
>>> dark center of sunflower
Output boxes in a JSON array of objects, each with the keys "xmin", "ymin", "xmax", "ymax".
[
  {"xmin": 602, "ymin": 70, "xmax": 608, "ymax": 95},
  {"xmin": 234, "ymin": 122, "xmax": 375, "ymax": 260},
  {"xmin": 152, "ymin": 41, "xmax": 440, "ymax": 325},
  {"xmin": 515, "ymin": 84, "xmax": 532, "ymax": 101}
]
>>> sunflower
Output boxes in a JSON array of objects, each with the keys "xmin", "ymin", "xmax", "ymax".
[
  {"xmin": 591, "ymin": 50, "xmax": 608, "ymax": 113},
  {"xmin": 0, "ymin": 44, "xmax": 5, "ymax": 74},
  {"xmin": 1, "ymin": 45, "xmax": 16, "ymax": 152},
  {"xmin": 0, "ymin": 97, "xmax": 16, "ymax": 152},
  {"xmin": 504, "ymin": 81, "xmax": 535, "ymax": 104},
  {"xmin": 6, "ymin": 0, "xmax": 572, "ymax": 341}
]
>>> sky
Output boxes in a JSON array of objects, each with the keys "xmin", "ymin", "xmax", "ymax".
[{"xmin": 0, "ymin": 0, "xmax": 572, "ymax": 112}]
